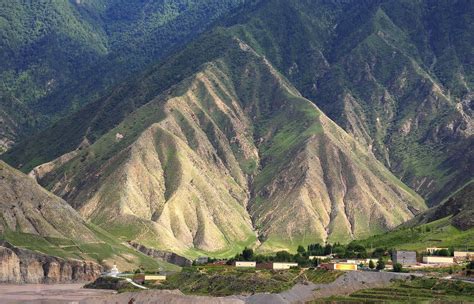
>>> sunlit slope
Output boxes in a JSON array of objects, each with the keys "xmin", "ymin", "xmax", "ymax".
[{"xmin": 34, "ymin": 40, "xmax": 425, "ymax": 256}]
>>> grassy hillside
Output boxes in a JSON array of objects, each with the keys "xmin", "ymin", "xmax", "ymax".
[
  {"xmin": 353, "ymin": 216, "xmax": 474, "ymax": 252},
  {"xmin": 0, "ymin": 0, "xmax": 246, "ymax": 150},
  {"xmin": 353, "ymin": 181, "xmax": 474, "ymax": 252},
  {"xmin": 221, "ymin": 0, "xmax": 474, "ymax": 205}
]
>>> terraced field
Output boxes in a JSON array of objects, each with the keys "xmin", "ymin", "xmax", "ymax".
[{"xmin": 313, "ymin": 277, "xmax": 474, "ymax": 303}]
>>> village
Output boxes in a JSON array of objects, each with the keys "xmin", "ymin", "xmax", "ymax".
[{"xmin": 100, "ymin": 246, "xmax": 474, "ymax": 289}]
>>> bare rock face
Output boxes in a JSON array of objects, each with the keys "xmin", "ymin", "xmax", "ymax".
[
  {"xmin": 128, "ymin": 242, "xmax": 192, "ymax": 267},
  {"xmin": 0, "ymin": 246, "xmax": 21, "ymax": 283},
  {"xmin": 0, "ymin": 242, "xmax": 102, "ymax": 283}
]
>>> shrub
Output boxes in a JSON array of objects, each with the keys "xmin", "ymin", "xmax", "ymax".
[
  {"xmin": 393, "ymin": 263, "xmax": 403, "ymax": 272},
  {"xmin": 376, "ymin": 258, "xmax": 385, "ymax": 270},
  {"xmin": 369, "ymin": 260, "xmax": 375, "ymax": 269}
]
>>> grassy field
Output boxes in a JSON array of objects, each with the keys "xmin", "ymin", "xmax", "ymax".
[
  {"xmin": 149, "ymin": 266, "xmax": 342, "ymax": 296},
  {"xmin": 312, "ymin": 277, "xmax": 474, "ymax": 303}
]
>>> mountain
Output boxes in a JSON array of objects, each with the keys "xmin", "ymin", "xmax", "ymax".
[
  {"xmin": 0, "ymin": 160, "xmax": 178, "ymax": 271},
  {"xmin": 5, "ymin": 0, "xmax": 472, "ymax": 206},
  {"xmin": 15, "ymin": 35, "xmax": 425, "ymax": 257},
  {"xmin": 0, "ymin": 0, "xmax": 246, "ymax": 151},
  {"xmin": 3, "ymin": 0, "xmax": 472, "ymax": 257},
  {"xmin": 218, "ymin": 0, "xmax": 474, "ymax": 205}
]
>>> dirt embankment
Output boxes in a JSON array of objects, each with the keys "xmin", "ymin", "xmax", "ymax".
[{"xmin": 81, "ymin": 271, "xmax": 410, "ymax": 304}]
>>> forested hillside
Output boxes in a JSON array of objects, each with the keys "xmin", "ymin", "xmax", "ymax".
[{"xmin": 0, "ymin": 0, "xmax": 246, "ymax": 150}]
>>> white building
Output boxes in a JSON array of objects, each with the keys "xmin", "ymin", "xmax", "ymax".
[
  {"xmin": 426, "ymin": 247, "xmax": 448, "ymax": 254},
  {"xmin": 235, "ymin": 261, "xmax": 256, "ymax": 268},
  {"xmin": 423, "ymin": 256, "xmax": 454, "ymax": 264},
  {"xmin": 272, "ymin": 262, "xmax": 298, "ymax": 270},
  {"xmin": 309, "ymin": 255, "xmax": 332, "ymax": 260},
  {"xmin": 454, "ymin": 251, "xmax": 474, "ymax": 260}
]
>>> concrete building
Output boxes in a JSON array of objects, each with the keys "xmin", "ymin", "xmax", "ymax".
[
  {"xmin": 195, "ymin": 256, "xmax": 209, "ymax": 265},
  {"xmin": 454, "ymin": 251, "xmax": 474, "ymax": 260},
  {"xmin": 309, "ymin": 255, "xmax": 332, "ymax": 260},
  {"xmin": 257, "ymin": 262, "xmax": 298, "ymax": 270},
  {"xmin": 423, "ymin": 256, "xmax": 454, "ymax": 264},
  {"xmin": 273, "ymin": 262, "xmax": 298, "ymax": 270},
  {"xmin": 321, "ymin": 263, "xmax": 357, "ymax": 271},
  {"xmin": 392, "ymin": 251, "xmax": 417, "ymax": 265},
  {"xmin": 234, "ymin": 261, "xmax": 256, "ymax": 268},
  {"xmin": 426, "ymin": 247, "xmax": 448, "ymax": 254},
  {"xmin": 133, "ymin": 274, "xmax": 166, "ymax": 284}
]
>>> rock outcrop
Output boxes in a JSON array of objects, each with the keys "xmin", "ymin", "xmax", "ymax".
[
  {"xmin": 0, "ymin": 242, "xmax": 102, "ymax": 283},
  {"xmin": 129, "ymin": 242, "xmax": 192, "ymax": 267}
]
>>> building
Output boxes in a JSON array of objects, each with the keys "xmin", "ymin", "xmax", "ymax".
[
  {"xmin": 133, "ymin": 274, "xmax": 166, "ymax": 284},
  {"xmin": 195, "ymin": 256, "xmax": 209, "ymax": 265},
  {"xmin": 234, "ymin": 261, "xmax": 256, "ymax": 268},
  {"xmin": 257, "ymin": 262, "xmax": 298, "ymax": 270},
  {"xmin": 426, "ymin": 247, "xmax": 448, "ymax": 254},
  {"xmin": 102, "ymin": 264, "xmax": 120, "ymax": 277},
  {"xmin": 309, "ymin": 255, "xmax": 332, "ymax": 260},
  {"xmin": 423, "ymin": 256, "xmax": 454, "ymax": 264},
  {"xmin": 273, "ymin": 262, "xmax": 298, "ymax": 270},
  {"xmin": 392, "ymin": 251, "xmax": 417, "ymax": 265},
  {"xmin": 454, "ymin": 251, "xmax": 474, "ymax": 260},
  {"xmin": 320, "ymin": 263, "xmax": 357, "ymax": 271}
]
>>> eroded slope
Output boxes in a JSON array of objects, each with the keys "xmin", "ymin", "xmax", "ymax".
[{"xmin": 35, "ymin": 41, "xmax": 425, "ymax": 256}]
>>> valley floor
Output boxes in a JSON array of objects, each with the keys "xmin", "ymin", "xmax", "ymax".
[{"xmin": 0, "ymin": 284, "xmax": 115, "ymax": 304}]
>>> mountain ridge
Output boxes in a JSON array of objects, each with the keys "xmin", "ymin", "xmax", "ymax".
[{"xmin": 25, "ymin": 39, "xmax": 425, "ymax": 256}]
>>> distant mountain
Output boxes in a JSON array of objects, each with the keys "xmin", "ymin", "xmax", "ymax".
[
  {"xmin": 0, "ymin": 0, "xmax": 246, "ymax": 150},
  {"xmin": 0, "ymin": 161, "xmax": 178, "ymax": 271}
]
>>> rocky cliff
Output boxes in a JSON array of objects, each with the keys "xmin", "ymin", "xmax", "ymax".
[{"xmin": 0, "ymin": 241, "xmax": 102, "ymax": 283}]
